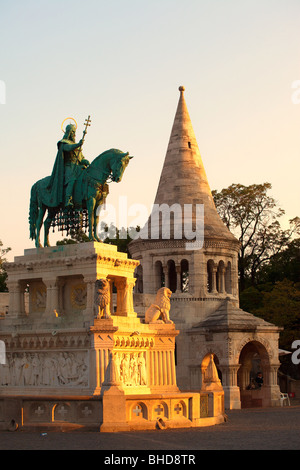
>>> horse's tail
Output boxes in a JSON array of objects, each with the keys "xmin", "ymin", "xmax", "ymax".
[{"xmin": 29, "ymin": 182, "xmax": 38, "ymax": 240}]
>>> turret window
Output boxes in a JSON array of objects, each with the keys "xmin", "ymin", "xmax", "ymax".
[{"xmin": 207, "ymin": 260, "xmax": 232, "ymax": 295}]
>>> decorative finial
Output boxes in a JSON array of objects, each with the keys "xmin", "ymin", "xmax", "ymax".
[{"xmin": 179, "ymin": 86, "xmax": 185, "ymax": 93}]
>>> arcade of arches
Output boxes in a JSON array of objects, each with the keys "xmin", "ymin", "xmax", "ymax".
[
  {"xmin": 195, "ymin": 339, "xmax": 281, "ymax": 409},
  {"xmin": 134, "ymin": 258, "xmax": 233, "ymax": 295}
]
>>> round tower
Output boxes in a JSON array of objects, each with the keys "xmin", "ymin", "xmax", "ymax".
[
  {"xmin": 129, "ymin": 86, "xmax": 240, "ymax": 321},
  {"xmin": 129, "ymin": 87, "xmax": 281, "ymax": 410}
]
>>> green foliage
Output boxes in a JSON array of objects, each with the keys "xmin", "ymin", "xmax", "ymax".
[
  {"xmin": 99, "ymin": 223, "xmax": 140, "ymax": 256},
  {"xmin": 56, "ymin": 223, "xmax": 139, "ymax": 256},
  {"xmin": 257, "ymin": 238, "xmax": 300, "ymax": 285},
  {"xmin": 240, "ymin": 280, "xmax": 300, "ymax": 351},
  {"xmin": 56, "ymin": 228, "xmax": 90, "ymax": 245},
  {"xmin": 212, "ymin": 182, "xmax": 300, "ymax": 291},
  {"xmin": 213, "ymin": 183, "xmax": 300, "ymax": 370}
]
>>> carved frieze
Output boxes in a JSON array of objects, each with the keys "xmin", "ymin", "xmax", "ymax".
[{"xmin": 0, "ymin": 350, "xmax": 89, "ymax": 388}]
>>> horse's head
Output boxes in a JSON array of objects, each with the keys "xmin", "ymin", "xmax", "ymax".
[
  {"xmin": 110, "ymin": 151, "xmax": 133, "ymax": 183},
  {"xmin": 87, "ymin": 149, "xmax": 133, "ymax": 184}
]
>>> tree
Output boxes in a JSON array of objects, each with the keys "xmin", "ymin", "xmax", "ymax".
[
  {"xmin": 257, "ymin": 238, "xmax": 300, "ymax": 285},
  {"xmin": 212, "ymin": 183, "xmax": 300, "ymax": 291},
  {"xmin": 56, "ymin": 223, "xmax": 139, "ymax": 256},
  {"xmin": 243, "ymin": 280, "xmax": 300, "ymax": 349},
  {"xmin": 0, "ymin": 240, "xmax": 11, "ymax": 292},
  {"xmin": 56, "ymin": 228, "xmax": 90, "ymax": 245},
  {"xmin": 99, "ymin": 222, "xmax": 139, "ymax": 255}
]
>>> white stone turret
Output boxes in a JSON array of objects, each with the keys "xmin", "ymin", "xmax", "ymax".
[{"xmin": 129, "ymin": 86, "xmax": 240, "ymax": 305}]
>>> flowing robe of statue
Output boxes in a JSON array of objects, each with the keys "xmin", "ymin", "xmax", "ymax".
[{"xmin": 46, "ymin": 125, "xmax": 90, "ymax": 208}]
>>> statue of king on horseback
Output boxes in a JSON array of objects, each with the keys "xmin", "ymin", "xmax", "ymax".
[
  {"xmin": 29, "ymin": 116, "xmax": 133, "ymax": 248},
  {"xmin": 47, "ymin": 120, "xmax": 90, "ymax": 209}
]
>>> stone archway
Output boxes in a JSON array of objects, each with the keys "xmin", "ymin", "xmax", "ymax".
[{"xmin": 237, "ymin": 340, "xmax": 277, "ymax": 408}]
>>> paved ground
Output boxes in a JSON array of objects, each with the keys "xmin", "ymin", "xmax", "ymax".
[{"xmin": 0, "ymin": 406, "xmax": 299, "ymax": 452}]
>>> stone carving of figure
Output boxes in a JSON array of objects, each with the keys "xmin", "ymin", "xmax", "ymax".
[
  {"xmin": 137, "ymin": 353, "xmax": 147, "ymax": 385},
  {"xmin": 130, "ymin": 354, "xmax": 138, "ymax": 386},
  {"xmin": 0, "ymin": 351, "xmax": 89, "ymax": 388},
  {"xmin": 202, "ymin": 354, "xmax": 223, "ymax": 391},
  {"xmin": 57, "ymin": 352, "xmax": 68, "ymax": 385},
  {"xmin": 19, "ymin": 353, "xmax": 31, "ymax": 386},
  {"xmin": 0, "ymin": 353, "xmax": 11, "ymax": 386},
  {"xmin": 94, "ymin": 279, "xmax": 111, "ymax": 319},
  {"xmin": 145, "ymin": 287, "xmax": 173, "ymax": 324},
  {"xmin": 121, "ymin": 353, "xmax": 130, "ymax": 384},
  {"xmin": 31, "ymin": 353, "xmax": 40, "ymax": 386}
]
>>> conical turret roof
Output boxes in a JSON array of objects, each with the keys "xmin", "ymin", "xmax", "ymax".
[
  {"xmin": 145, "ymin": 86, "xmax": 239, "ymax": 246},
  {"xmin": 192, "ymin": 298, "xmax": 281, "ymax": 332}
]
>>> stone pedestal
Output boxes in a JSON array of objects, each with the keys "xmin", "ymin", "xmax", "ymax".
[
  {"xmin": 0, "ymin": 242, "xmax": 225, "ymax": 431},
  {"xmin": 3, "ymin": 242, "xmax": 139, "ymax": 326}
]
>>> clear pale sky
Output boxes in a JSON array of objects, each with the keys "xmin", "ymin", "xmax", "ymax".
[{"xmin": 0, "ymin": 0, "xmax": 299, "ymax": 261}]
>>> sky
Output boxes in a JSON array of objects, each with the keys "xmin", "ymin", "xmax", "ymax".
[{"xmin": 0, "ymin": 0, "xmax": 299, "ymax": 261}]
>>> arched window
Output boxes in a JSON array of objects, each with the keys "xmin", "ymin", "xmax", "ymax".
[
  {"xmin": 207, "ymin": 260, "xmax": 215, "ymax": 293},
  {"xmin": 167, "ymin": 260, "xmax": 177, "ymax": 293},
  {"xmin": 0, "ymin": 340, "xmax": 6, "ymax": 365},
  {"xmin": 181, "ymin": 259, "xmax": 189, "ymax": 292},
  {"xmin": 225, "ymin": 262, "xmax": 232, "ymax": 294},
  {"xmin": 154, "ymin": 261, "xmax": 164, "ymax": 290},
  {"xmin": 217, "ymin": 261, "xmax": 225, "ymax": 293},
  {"xmin": 135, "ymin": 265, "xmax": 143, "ymax": 293}
]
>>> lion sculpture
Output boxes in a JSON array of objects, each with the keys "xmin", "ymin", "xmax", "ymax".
[
  {"xmin": 94, "ymin": 278, "xmax": 111, "ymax": 319},
  {"xmin": 145, "ymin": 287, "xmax": 173, "ymax": 324}
]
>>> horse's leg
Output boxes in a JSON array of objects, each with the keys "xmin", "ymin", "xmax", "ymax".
[
  {"xmin": 44, "ymin": 209, "xmax": 56, "ymax": 247},
  {"xmin": 93, "ymin": 202, "xmax": 101, "ymax": 242},
  {"xmin": 35, "ymin": 205, "xmax": 46, "ymax": 248},
  {"xmin": 86, "ymin": 197, "xmax": 97, "ymax": 241}
]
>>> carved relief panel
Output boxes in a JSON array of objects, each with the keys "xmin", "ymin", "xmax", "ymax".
[{"xmin": 0, "ymin": 350, "xmax": 89, "ymax": 388}]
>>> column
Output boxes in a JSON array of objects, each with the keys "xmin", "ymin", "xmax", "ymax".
[
  {"xmin": 114, "ymin": 277, "xmax": 136, "ymax": 317},
  {"xmin": 166, "ymin": 350, "xmax": 172, "ymax": 385},
  {"xmin": 149, "ymin": 350, "xmax": 155, "ymax": 387},
  {"xmin": 163, "ymin": 265, "xmax": 169, "ymax": 289},
  {"xmin": 42, "ymin": 277, "xmax": 59, "ymax": 318},
  {"xmin": 218, "ymin": 266, "xmax": 225, "ymax": 293},
  {"xmin": 57, "ymin": 278, "xmax": 66, "ymax": 315},
  {"xmin": 211, "ymin": 267, "xmax": 218, "ymax": 294},
  {"xmin": 163, "ymin": 350, "xmax": 168, "ymax": 385},
  {"xmin": 6, "ymin": 280, "xmax": 24, "ymax": 318},
  {"xmin": 175, "ymin": 265, "xmax": 181, "ymax": 293},
  {"xmin": 155, "ymin": 351, "xmax": 159, "ymax": 386},
  {"xmin": 83, "ymin": 275, "xmax": 97, "ymax": 322},
  {"xmin": 220, "ymin": 364, "xmax": 242, "ymax": 410}
]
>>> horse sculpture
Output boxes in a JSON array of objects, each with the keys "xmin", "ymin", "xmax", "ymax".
[{"xmin": 29, "ymin": 148, "xmax": 133, "ymax": 247}]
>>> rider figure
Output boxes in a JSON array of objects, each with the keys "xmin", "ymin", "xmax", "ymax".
[{"xmin": 47, "ymin": 124, "xmax": 90, "ymax": 208}]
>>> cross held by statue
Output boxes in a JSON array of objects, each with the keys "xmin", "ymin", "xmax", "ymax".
[{"xmin": 83, "ymin": 115, "xmax": 91, "ymax": 139}]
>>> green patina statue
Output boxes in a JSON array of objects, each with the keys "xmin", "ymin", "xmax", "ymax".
[
  {"xmin": 29, "ymin": 116, "xmax": 133, "ymax": 247},
  {"xmin": 47, "ymin": 122, "xmax": 91, "ymax": 208}
]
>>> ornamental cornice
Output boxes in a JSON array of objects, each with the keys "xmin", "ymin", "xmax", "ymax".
[
  {"xmin": 1, "ymin": 329, "xmax": 90, "ymax": 350},
  {"xmin": 129, "ymin": 238, "xmax": 240, "ymax": 254},
  {"xmin": 4, "ymin": 255, "xmax": 139, "ymax": 272}
]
